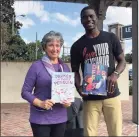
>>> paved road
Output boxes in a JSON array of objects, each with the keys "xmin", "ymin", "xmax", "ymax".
[{"xmin": 1, "ymin": 96, "xmax": 138, "ymax": 136}]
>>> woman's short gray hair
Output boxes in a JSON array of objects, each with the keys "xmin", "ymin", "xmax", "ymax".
[{"xmin": 41, "ymin": 31, "xmax": 64, "ymax": 50}]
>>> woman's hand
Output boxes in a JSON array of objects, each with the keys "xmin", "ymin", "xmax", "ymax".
[
  {"xmin": 39, "ymin": 99, "xmax": 55, "ymax": 110},
  {"xmin": 33, "ymin": 98, "xmax": 55, "ymax": 110},
  {"xmin": 61, "ymin": 101, "xmax": 71, "ymax": 108}
]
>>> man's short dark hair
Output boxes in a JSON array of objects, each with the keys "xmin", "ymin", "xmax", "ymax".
[{"xmin": 80, "ymin": 6, "xmax": 98, "ymax": 17}]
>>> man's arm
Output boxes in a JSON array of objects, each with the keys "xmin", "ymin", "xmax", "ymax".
[
  {"xmin": 75, "ymin": 71, "xmax": 82, "ymax": 94},
  {"xmin": 107, "ymin": 52, "xmax": 126, "ymax": 93},
  {"xmin": 107, "ymin": 33, "xmax": 126, "ymax": 93},
  {"xmin": 115, "ymin": 52, "xmax": 126, "ymax": 74},
  {"xmin": 70, "ymin": 43, "xmax": 86, "ymax": 96}
]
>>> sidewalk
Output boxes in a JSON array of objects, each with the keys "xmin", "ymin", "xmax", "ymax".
[{"xmin": 1, "ymin": 96, "xmax": 138, "ymax": 136}]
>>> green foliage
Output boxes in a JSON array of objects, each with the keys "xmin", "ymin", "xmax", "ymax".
[
  {"xmin": 1, "ymin": 0, "xmax": 22, "ymax": 29},
  {"xmin": 1, "ymin": 22, "xmax": 12, "ymax": 59},
  {"xmin": 26, "ymin": 41, "xmax": 43, "ymax": 61},
  {"xmin": 129, "ymin": 80, "xmax": 133, "ymax": 95},
  {"xmin": 1, "ymin": 35, "xmax": 44, "ymax": 61},
  {"xmin": 61, "ymin": 55, "xmax": 70, "ymax": 63},
  {"xmin": 125, "ymin": 53, "xmax": 132, "ymax": 63},
  {"xmin": 2, "ymin": 35, "xmax": 28, "ymax": 61},
  {"xmin": 1, "ymin": 0, "xmax": 14, "ymax": 23},
  {"xmin": 1, "ymin": 0, "xmax": 23, "ymax": 61},
  {"xmin": 129, "ymin": 85, "xmax": 132, "ymax": 95}
]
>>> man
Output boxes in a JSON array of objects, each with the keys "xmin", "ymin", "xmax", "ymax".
[{"xmin": 70, "ymin": 6, "xmax": 126, "ymax": 136}]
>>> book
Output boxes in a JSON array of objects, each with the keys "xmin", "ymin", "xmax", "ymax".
[
  {"xmin": 51, "ymin": 72, "xmax": 75, "ymax": 103},
  {"xmin": 82, "ymin": 63, "xmax": 108, "ymax": 96}
]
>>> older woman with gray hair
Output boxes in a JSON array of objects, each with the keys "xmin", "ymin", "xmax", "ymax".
[{"xmin": 21, "ymin": 31, "xmax": 71, "ymax": 137}]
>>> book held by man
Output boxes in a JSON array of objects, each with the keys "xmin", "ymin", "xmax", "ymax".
[
  {"xmin": 51, "ymin": 72, "xmax": 75, "ymax": 103},
  {"xmin": 82, "ymin": 63, "xmax": 108, "ymax": 96}
]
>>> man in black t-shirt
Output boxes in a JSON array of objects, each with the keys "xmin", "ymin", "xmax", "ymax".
[{"xmin": 70, "ymin": 6, "xmax": 126, "ymax": 136}]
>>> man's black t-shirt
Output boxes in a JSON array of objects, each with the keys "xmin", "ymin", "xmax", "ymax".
[{"xmin": 70, "ymin": 31, "xmax": 123, "ymax": 100}]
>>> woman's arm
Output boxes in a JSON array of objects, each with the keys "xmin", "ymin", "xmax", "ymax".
[
  {"xmin": 21, "ymin": 62, "xmax": 54, "ymax": 109},
  {"xmin": 21, "ymin": 63, "xmax": 37, "ymax": 104}
]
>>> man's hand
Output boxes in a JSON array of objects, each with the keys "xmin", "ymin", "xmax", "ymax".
[
  {"xmin": 107, "ymin": 52, "xmax": 126, "ymax": 94},
  {"xmin": 107, "ymin": 73, "xmax": 119, "ymax": 94},
  {"xmin": 74, "ymin": 72, "xmax": 88, "ymax": 97}
]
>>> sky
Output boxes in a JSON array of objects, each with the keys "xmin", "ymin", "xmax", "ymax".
[{"xmin": 13, "ymin": 1, "xmax": 132, "ymax": 56}]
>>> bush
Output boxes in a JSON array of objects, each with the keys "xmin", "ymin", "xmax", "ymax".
[{"xmin": 129, "ymin": 85, "xmax": 132, "ymax": 95}]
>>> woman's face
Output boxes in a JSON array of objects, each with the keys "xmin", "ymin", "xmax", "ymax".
[{"xmin": 44, "ymin": 39, "xmax": 61, "ymax": 60}]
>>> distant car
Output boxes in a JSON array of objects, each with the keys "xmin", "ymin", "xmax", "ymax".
[{"xmin": 129, "ymin": 69, "xmax": 132, "ymax": 80}]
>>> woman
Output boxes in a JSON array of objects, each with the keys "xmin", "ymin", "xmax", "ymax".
[{"xmin": 21, "ymin": 31, "xmax": 71, "ymax": 137}]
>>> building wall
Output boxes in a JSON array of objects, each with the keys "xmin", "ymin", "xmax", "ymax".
[{"xmin": 1, "ymin": 62, "xmax": 130, "ymax": 103}]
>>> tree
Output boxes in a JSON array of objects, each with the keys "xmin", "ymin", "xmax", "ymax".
[
  {"xmin": 1, "ymin": 0, "xmax": 25, "ymax": 61},
  {"xmin": 2, "ymin": 35, "xmax": 28, "ymax": 61},
  {"xmin": 1, "ymin": 0, "xmax": 14, "ymax": 23},
  {"xmin": 26, "ymin": 41, "xmax": 43, "ymax": 61},
  {"xmin": 1, "ymin": 0, "xmax": 22, "ymax": 29},
  {"xmin": 61, "ymin": 55, "xmax": 70, "ymax": 63},
  {"xmin": 1, "ymin": 22, "xmax": 12, "ymax": 60},
  {"xmin": 1, "ymin": 35, "xmax": 44, "ymax": 61},
  {"xmin": 1, "ymin": 0, "xmax": 22, "ymax": 44}
]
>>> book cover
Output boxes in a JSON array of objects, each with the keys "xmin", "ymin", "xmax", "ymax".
[
  {"xmin": 51, "ymin": 72, "xmax": 75, "ymax": 103},
  {"xmin": 82, "ymin": 63, "xmax": 108, "ymax": 96}
]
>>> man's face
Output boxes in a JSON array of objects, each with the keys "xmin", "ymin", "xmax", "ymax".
[{"xmin": 81, "ymin": 9, "xmax": 98, "ymax": 31}]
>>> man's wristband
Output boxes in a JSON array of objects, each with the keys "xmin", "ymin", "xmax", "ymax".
[{"xmin": 114, "ymin": 71, "xmax": 120, "ymax": 77}]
